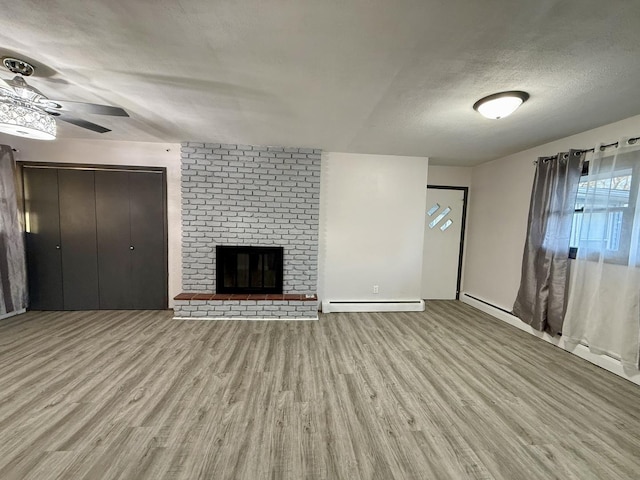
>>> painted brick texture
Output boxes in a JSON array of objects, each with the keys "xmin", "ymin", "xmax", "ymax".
[
  {"xmin": 181, "ymin": 143, "xmax": 321, "ymax": 300},
  {"xmin": 173, "ymin": 299, "xmax": 318, "ymax": 319}
]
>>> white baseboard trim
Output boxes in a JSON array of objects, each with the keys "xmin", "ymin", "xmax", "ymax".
[
  {"xmin": 322, "ymin": 300, "xmax": 425, "ymax": 313},
  {"xmin": 461, "ymin": 292, "xmax": 640, "ymax": 387},
  {"xmin": 0, "ymin": 308, "xmax": 26, "ymax": 321},
  {"xmin": 174, "ymin": 316, "xmax": 319, "ymax": 321}
]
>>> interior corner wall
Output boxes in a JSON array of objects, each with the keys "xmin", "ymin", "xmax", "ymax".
[
  {"xmin": 1, "ymin": 136, "xmax": 182, "ymax": 308},
  {"xmin": 463, "ymin": 113, "xmax": 640, "ymax": 310},
  {"xmin": 318, "ymin": 152, "xmax": 429, "ymax": 303}
]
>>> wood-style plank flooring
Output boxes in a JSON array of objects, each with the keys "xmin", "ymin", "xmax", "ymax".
[{"xmin": 1, "ymin": 301, "xmax": 640, "ymax": 479}]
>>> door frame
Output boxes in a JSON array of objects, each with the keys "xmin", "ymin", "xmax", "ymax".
[
  {"xmin": 426, "ymin": 185, "xmax": 469, "ymax": 300},
  {"xmin": 17, "ymin": 162, "xmax": 169, "ymax": 309}
]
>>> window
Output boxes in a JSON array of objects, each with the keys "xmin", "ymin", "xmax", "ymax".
[{"xmin": 569, "ymin": 153, "xmax": 640, "ymax": 263}]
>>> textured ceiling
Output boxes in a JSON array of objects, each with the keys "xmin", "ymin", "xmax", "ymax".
[{"xmin": 0, "ymin": 0, "xmax": 639, "ymax": 165}]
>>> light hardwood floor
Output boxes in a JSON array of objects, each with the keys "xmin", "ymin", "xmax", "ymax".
[{"xmin": 1, "ymin": 301, "xmax": 640, "ymax": 479}]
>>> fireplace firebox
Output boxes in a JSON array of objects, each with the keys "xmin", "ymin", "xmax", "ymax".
[{"xmin": 216, "ymin": 246, "xmax": 283, "ymax": 294}]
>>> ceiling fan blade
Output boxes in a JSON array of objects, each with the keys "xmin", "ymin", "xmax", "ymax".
[
  {"xmin": 44, "ymin": 99, "xmax": 129, "ymax": 117},
  {"xmin": 57, "ymin": 114, "xmax": 112, "ymax": 133}
]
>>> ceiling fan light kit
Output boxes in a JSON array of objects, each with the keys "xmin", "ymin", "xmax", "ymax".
[
  {"xmin": 0, "ymin": 99, "xmax": 56, "ymax": 140},
  {"xmin": 0, "ymin": 57, "xmax": 129, "ymax": 141},
  {"xmin": 473, "ymin": 91, "xmax": 529, "ymax": 119}
]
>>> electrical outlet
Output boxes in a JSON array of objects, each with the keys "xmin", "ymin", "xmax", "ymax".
[{"xmin": 373, "ymin": 285, "xmax": 379, "ymax": 294}]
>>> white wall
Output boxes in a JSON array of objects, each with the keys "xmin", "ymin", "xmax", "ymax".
[
  {"xmin": 464, "ymin": 113, "xmax": 640, "ymax": 310},
  {"xmin": 1, "ymin": 136, "xmax": 182, "ymax": 307},
  {"xmin": 427, "ymin": 165, "xmax": 472, "ymax": 187},
  {"xmin": 318, "ymin": 152, "xmax": 429, "ymax": 302}
]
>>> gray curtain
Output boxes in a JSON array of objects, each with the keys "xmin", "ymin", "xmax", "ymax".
[
  {"xmin": 512, "ymin": 150, "xmax": 584, "ymax": 335},
  {"xmin": 0, "ymin": 145, "xmax": 27, "ymax": 316}
]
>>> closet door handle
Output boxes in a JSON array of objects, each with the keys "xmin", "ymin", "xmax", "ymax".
[
  {"xmin": 130, "ymin": 245, "xmax": 135, "ymax": 250},
  {"xmin": 55, "ymin": 245, "xmax": 61, "ymax": 250}
]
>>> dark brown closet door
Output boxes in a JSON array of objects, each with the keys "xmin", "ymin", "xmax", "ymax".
[
  {"xmin": 95, "ymin": 170, "xmax": 132, "ymax": 309},
  {"xmin": 129, "ymin": 171, "xmax": 166, "ymax": 309},
  {"xmin": 58, "ymin": 169, "xmax": 100, "ymax": 310},
  {"xmin": 23, "ymin": 168, "xmax": 63, "ymax": 310}
]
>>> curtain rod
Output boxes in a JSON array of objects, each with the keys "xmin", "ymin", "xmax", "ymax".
[
  {"xmin": 536, "ymin": 135, "xmax": 640, "ymax": 164},
  {"xmin": 584, "ymin": 135, "xmax": 639, "ymax": 153}
]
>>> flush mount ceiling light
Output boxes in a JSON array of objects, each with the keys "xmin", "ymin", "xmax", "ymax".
[{"xmin": 473, "ymin": 91, "xmax": 529, "ymax": 120}]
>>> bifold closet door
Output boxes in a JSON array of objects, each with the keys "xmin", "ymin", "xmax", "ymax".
[
  {"xmin": 24, "ymin": 168, "xmax": 63, "ymax": 310},
  {"xmin": 129, "ymin": 171, "xmax": 166, "ymax": 309},
  {"xmin": 58, "ymin": 169, "xmax": 100, "ymax": 310},
  {"xmin": 24, "ymin": 166, "xmax": 166, "ymax": 311},
  {"xmin": 95, "ymin": 170, "xmax": 132, "ymax": 309},
  {"xmin": 95, "ymin": 170, "xmax": 166, "ymax": 310}
]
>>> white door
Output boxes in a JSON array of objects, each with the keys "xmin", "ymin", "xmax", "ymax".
[{"xmin": 422, "ymin": 187, "xmax": 466, "ymax": 299}]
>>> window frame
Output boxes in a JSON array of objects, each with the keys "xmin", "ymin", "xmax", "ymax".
[{"xmin": 569, "ymin": 153, "xmax": 640, "ymax": 264}]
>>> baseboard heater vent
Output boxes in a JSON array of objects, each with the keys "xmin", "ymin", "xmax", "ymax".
[
  {"xmin": 322, "ymin": 299, "xmax": 425, "ymax": 313},
  {"xmin": 462, "ymin": 294, "xmax": 516, "ymax": 316}
]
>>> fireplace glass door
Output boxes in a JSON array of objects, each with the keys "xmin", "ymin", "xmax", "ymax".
[{"xmin": 216, "ymin": 246, "xmax": 283, "ymax": 294}]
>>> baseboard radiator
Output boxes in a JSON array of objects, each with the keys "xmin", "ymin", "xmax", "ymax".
[
  {"xmin": 322, "ymin": 299, "xmax": 425, "ymax": 313},
  {"xmin": 460, "ymin": 292, "xmax": 640, "ymax": 387}
]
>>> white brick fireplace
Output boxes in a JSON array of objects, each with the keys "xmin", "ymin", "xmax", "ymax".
[{"xmin": 174, "ymin": 143, "xmax": 320, "ymax": 319}]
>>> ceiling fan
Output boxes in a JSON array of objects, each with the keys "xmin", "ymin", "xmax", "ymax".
[{"xmin": 0, "ymin": 57, "xmax": 129, "ymax": 140}]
